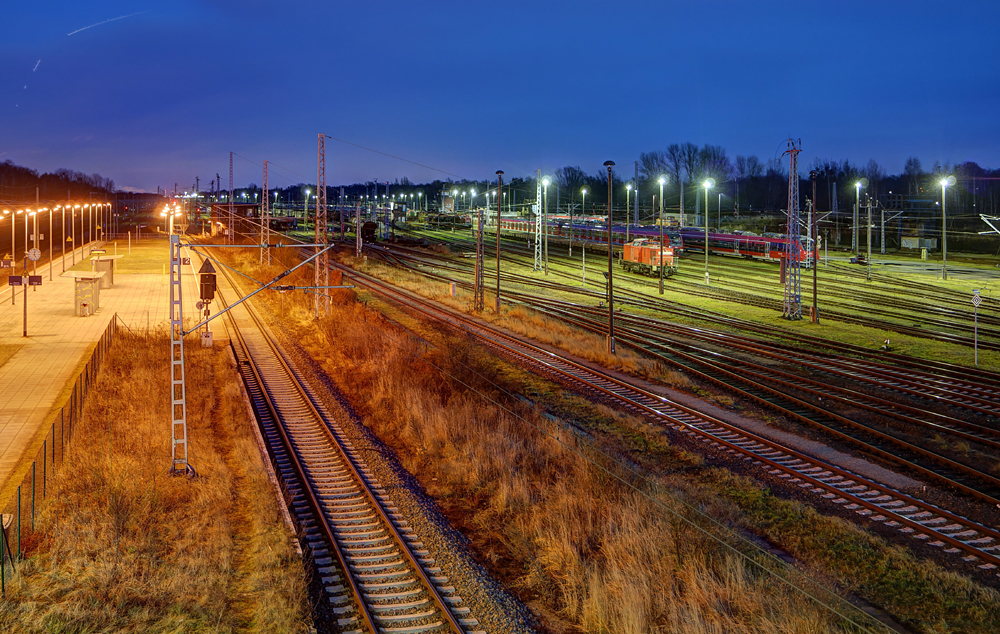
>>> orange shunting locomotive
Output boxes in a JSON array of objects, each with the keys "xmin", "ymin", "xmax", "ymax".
[{"xmin": 621, "ymin": 238, "xmax": 677, "ymax": 277}]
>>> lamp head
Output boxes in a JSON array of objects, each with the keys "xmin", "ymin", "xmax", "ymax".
[
  {"xmin": 542, "ymin": 177, "xmax": 550, "ymax": 187},
  {"xmin": 658, "ymin": 176, "xmax": 666, "ymax": 186},
  {"xmin": 626, "ymin": 183, "xmax": 632, "ymax": 192},
  {"xmin": 703, "ymin": 178, "xmax": 715, "ymax": 189},
  {"xmin": 581, "ymin": 188, "xmax": 587, "ymax": 195}
]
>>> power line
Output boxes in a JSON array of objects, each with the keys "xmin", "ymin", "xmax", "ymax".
[{"xmin": 323, "ymin": 135, "xmax": 465, "ymax": 179}]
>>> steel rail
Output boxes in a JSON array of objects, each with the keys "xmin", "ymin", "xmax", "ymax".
[
  {"xmin": 336, "ymin": 262, "xmax": 1000, "ymax": 570},
  {"xmin": 209, "ymin": 249, "xmax": 471, "ymax": 634}
]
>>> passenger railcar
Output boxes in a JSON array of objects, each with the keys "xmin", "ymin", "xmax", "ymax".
[
  {"xmin": 678, "ymin": 229, "xmax": 813, "ymax": 265},
  {"xmin": 485, "ymin": 218, "xmax": 812, "ymax": 266}
]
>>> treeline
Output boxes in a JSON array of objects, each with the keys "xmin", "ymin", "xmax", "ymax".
[
  {"xmin": 0, "ymin": 160, "xmax": 116, "ymax": 205},
  {"xmin": 239, "ymin": 148, "xmax": 998, "ymax": 222}
]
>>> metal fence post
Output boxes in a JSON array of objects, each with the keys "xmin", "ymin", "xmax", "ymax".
[
  {"xmin": 43, "ymin": 440, "xmax": 47, "ymax": 498},
  {"xmin": 31, "ymin": 462, "xmax": 35, "ymax": 530},
  {"xmin": 16, "ymin": 485, "xmax": 21, "ymax": 558}
]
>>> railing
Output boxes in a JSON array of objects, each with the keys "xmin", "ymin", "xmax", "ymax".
[{"xmin": 0, "ymin": 315, "xmax": 120, "ymax": 594}]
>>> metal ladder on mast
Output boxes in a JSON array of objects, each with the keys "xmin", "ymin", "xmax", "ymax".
[{"xmin": 169, "ymin": 234, "xmax": 190, "ymax": 474}]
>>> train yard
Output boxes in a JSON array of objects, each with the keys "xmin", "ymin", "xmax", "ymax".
[
  {"xmin": 334, "ymin": 226, "xmax": 1000, "ymax": 566},
  {"xmin": 167, "ymin": 220, "xmax": 1000, "ymax": 632}
]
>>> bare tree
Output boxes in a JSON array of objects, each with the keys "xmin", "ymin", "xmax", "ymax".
[
  {"xmin": 903, "ymin": 156, "xmax": 922, "ymax": 195},
  {"xmin": 700, "ymin": 144, "xmax": 732, "ymax": 182},
  {"xmin": 680, "ymin": 142, "xmax": 700, "ymax": 182},
  {"xmin": 664, "ymin": 144, "xmax": 684, "ymax": 184},
  {"xmin": 638, "ymin": 151, "xmax": 670, "ymax": 183}
]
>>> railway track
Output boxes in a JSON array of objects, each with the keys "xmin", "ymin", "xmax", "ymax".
[
  {"xmin": 364, "ymin": 240, "xmax": 1000, "ymax": 413},
  {"xmin": 334, "ymin": 261, "xmax": 1000, "ymax": 574},
  {"xmin": 362, "ymin": 245, "xmax": 1000, "ymax": 501},
  {"xmin": 212, "ymin": 254, "xmax": 484, "ymax": 634},
  {"xmin": 433, "ymin": 228, "xmax": 1000, "ymax": 350}
]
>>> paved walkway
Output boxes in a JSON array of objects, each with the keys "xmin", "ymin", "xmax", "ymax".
[{"xmin": 0, "ymin": 239, "xmax": 197, "ymax": 494}]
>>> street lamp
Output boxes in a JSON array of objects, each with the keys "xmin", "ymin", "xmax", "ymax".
[
  {"xmin": 30, "ymin": 209, "xmax": 38, "ymax": 275},
  {"xmin": 718, "ymin": 192, "xmax": 723, "ymax": 230},
  {"xmin": 452, "ymin": 189, "xmax": 458, "ymax": 214},
  {"xmin": 703, "ymin": 178, "xmax": 715, "ymax": 285},
  {"xmin": 625, "ymin": 182, "xmax": 632, "ymax": 242},
  {"xmin": 542, "ymin": 176, "xmax": 550, "ymax": 274},
  {"xmin": 573, "ymin": 187, "xmax": 586, "ymax": 258},
  {"xmin": 304, "ymin": 188, "xmax": 311, "ymax": 223},
  {"xmin": 941, "ymin": 175, "xmax": 956, "ymax": 280},
  {"xmin": 603, "ymin": 160, "xmax": 616, "ymax": 354},
  {"xmin": 658, "ymin": 176, "xmax": 666, "ymax": 294},
  {"xmin": 853, "ymin": 180, "xmax": 863, "ymax": 255},
  {"xmin": 72, "ymin": 205, "xmax": 80, "ymax": 264}
]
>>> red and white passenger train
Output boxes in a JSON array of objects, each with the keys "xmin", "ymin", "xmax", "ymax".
[{"xmin": 486, "ymin": 217, "xmax": 813, "ymax": 266}]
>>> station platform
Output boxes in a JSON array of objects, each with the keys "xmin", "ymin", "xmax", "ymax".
[{"xmin": 0, "ymin": 238, "xmax": 196, "ymax": 496}]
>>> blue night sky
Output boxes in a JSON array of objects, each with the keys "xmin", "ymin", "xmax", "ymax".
[{"xmin": 2, "ymin": 1, "xmax": 998, "ymax": 192}]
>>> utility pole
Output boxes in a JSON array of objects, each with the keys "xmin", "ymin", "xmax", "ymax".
[
  {"xmin": 782, "ymin": 138, "xmax": 802, "ymax": 320},
  {"xmin": 604, "ymin": 160, "xmax": 616, "ymax": 354},
  {"xmin": 495, "ymin": 170, "xmax": 504, "ymax": 313},
  {"xmin": 316, "ymin": 134, "xmax": 329, "ymax": 317},
  {"xmin": 474, "ymin": 177, "xmax": 485, "ymax": 311},
  {"xmin": 680, "ymin": 178, "xmax": 685, "ymax": 225},
  {"xmin": 634, "ymin": 161, "xmax": 639, "ymax": 228},
  {"xmin": 229, "ymin": 152, "xmax": 234, "ymax": 244},
  {"xmin": 810, "ymin": 170, "xmax": 819, "ymax": 324},
  {"xmin": 866, "ymin": 196, "xmax": 873, "ymax": 282},
  {"xmin": 261, "ymin": 161, "xmax": 270, "ymax": 264},
  {"xmin": 533, "ymin": 169, "xmax": 542, "ymax": 272},
  {"xmin": 880, "ymin": 200, "xmax": 886, "ymax": 255},
  {"xmin": 658, "ymin": 176, "xmax": 666, "ymax": 295},
  {"xmin": 543, "ymin": 176, "xmax": 550, "ymax": 275}
]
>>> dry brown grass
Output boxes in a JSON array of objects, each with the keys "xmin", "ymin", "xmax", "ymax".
[
  {"xmin": 235, "ymin": 282, "xmax": 852, "ymax": 632},
  {"xmin": 0, "ymin": 331, "xmax": 309, "ymax": 634},
  {"xmin": 210, "ymin": 246, "xmax": 1000, "ymax": 633},
  {"xmin": 350, "ymin": 257, "xmax": 691, "ymax": 390}
]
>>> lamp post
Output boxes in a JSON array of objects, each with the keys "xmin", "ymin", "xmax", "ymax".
[
  {"xmin": 854, "ymin": 181, "xmax": 861, "ymax": 255},
  {"xmin": 7, "ymin": 211, "xmax": 14, "ymax": 305},
  {"xmin": 603, "ymin": 160, "xmax": 616, "ymax": 354},
  {"xmin": 703, "ymin": 178, "xmax": 715, "ymax": 285},
  {"xmin": 658, "ymin": 176, "xmax": 666, "ymax": 294},
  {"xmin": 625, "ymin": 183, "xmax": 638, "ymax": 242},
  {"xmin": 495, "ymin": 170, "xmax": 504, "ymax": 313},
  {"xmin": 941, "ymin": 175, "xmax": 956, "ymax": 280},
  {"xmin": 575, "ymin": 187, "xmax": 586, "ymax": 258},
  {"xmin": 542, "ymin": 177, "xmax": 550, "ymax": 275},
  {"xmin": 59, "ymin": 205, "xmax": 65, "ymax": 272},
  {"xmin": 31, "ymin": 210, "xmax": 38, "ymax": 275},
  {"xmin": 72, "ymin": 205, "xmax": 79, "ymax": 264},
  {"xmin": 718, "ymin": 192, "xmax": 723, "ymax": 230}
]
